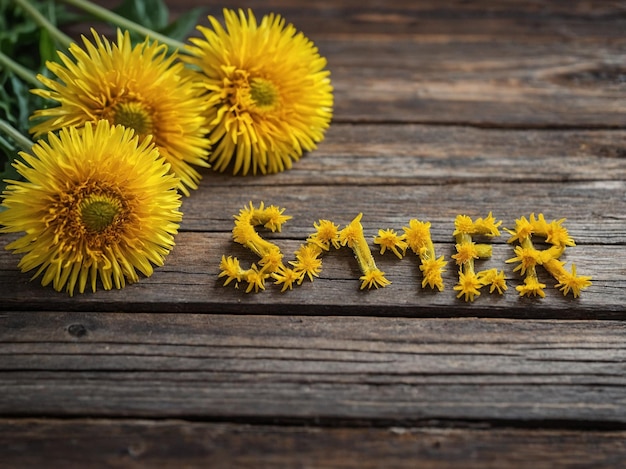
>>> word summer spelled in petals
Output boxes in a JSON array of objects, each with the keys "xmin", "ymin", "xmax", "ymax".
[{"xmin": 219, "ymin": 202, "xmax": 592, "ymax": 300}]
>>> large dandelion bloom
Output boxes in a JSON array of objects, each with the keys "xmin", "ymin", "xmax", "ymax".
[
  {"xmin": 30, "ymin": 29, "xmax": 210, "ymax": 195},
  {"xmin": 185, "ymin": 8, "xmax": 333, "ymax": 175},
  {"xmin": 0, "ymin": 120, "xmax": 182, "ymax": 296}
]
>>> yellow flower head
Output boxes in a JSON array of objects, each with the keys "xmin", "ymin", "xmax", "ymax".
[
  {"xmin": 272, "ymin": 265, "xmax": 303, "ymax": 292},
  {"xmin": 516, "ymin": 276, "xmax": 547, "ymax": 298},
  {"xmin": 308, "ymin": 219, "xmax": 340, "ymax": 251},
  {"xmin": 420, "ymin": 256, "xmax": 446, "ymax": 291},
  {"xmin": 454, "ymin": 270, "xmax": 482, "ymax": 302},
  {"xmin": 507, "ymin": 245, "xmax": 540, "ymax": 275},
  {"xmin": 452, "ymin": 241, "xmax": 479, "ymax": 265},
  {"xmin": 290, "ymin": 243, "xmax": 323, "ymax": 282},
  {"xmin": 403, "ymin": 219, "xmax": 432, "ymax": 254},
  {"xmin": 0, "ymin": 121, "xmax": 182, "ymax": 295},
  {"xmin": 360, "ymin": 269, "xmax": 391, "ymax": 290},
  {"xmin": 374, "ymin": 228, "xmax": 407, "ymax": 259},
  {"xmin": 219, "ymin": 255, "xmax": 244, "ymax": 287},
  {"xmin": 185, "ymin": 8, "xmax": 333, "ymax": 175},
  {"xmin": 545, "ymin": 220, "xmax": 575, "ymax": 247},
  {"xmin": 506, "ymin": 215, "xmax": 535, "ymax": 244},
  {"xmin": 555, "ymin": 264, "xmax": 592, "ymax": 298},
  {"xmin": 30, "ymin": 29, "xmax": 211, "ymax": 195},
  {"xmin": 453, "ymin": 215, "xmax": 475, "ymax": 236},
  {"xmin": 477, "ymin": 269, "xmax": 508, "ymax": 295}
]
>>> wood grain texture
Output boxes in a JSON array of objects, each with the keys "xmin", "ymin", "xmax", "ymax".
[
  {"xmin": 2, "ymin": 0, "xmax": 626, "ymax": 465},
  {"xmin": 2, "ymin": 419, "xmax": 626, "ymax": 469},
  {"xmin": 74, "ymin": 1, "xmax": 626, "ymax": 127},
  {"xmin": 1, "ymin": 124, "xmax": 622, "ymax": 317},
  {"xmin": 2, "ymin": 313, "xmax": 626, "ymax": 425}
]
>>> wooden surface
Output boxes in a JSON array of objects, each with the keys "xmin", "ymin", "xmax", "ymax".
[{"xmin": 2, "ymin": 0, "xmax": 626, "ymax": 466}]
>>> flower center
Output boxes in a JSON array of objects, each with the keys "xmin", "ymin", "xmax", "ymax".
[
  {"xmin": 80, "ymin": 195, "xmax": 121, "ymax": 232},
  {"xmin": 112, "ymin": 101, "xmax": 154, "ymax": 137},
  {"xmin": 249, "ymin": 77, "xmax": 279, "ymax": 109}
]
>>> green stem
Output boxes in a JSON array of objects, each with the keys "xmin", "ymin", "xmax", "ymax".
[
  {"xmin": 12, "ymin": 0, "xmax": 72, "ymax": 50},
  {"xmin": 0, "ymin": 50, "xmax": 40, "ymax": 87},
  {"xmin": 0, "ymin": 119, "xmax": 34, "ymax": 153},
  {"xmin": 60, "ymin": 0, "xmax": 187, "ymax": 51}
]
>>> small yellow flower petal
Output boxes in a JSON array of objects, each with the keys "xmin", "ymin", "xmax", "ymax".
[
  {"xmin": 454, "ymin": 270, "xmax": 482, "ymax": 302},
  {"xmin": 516, "ymin": 276, "xmax": 546, "ymax": 298},
  {"xmin": 374, "ymin": 228, "xmax": 407, "ymax": 259},
  {"xmin": 360, "ymin": 269, "xmax": 391, "ymax": 290},
  {"xmin": 290, "ymin": 244, "xmax": 323, "ymax": 282},
  {"xmin": 272, "ymin": 266, "xmax": 304, "ymax": 292}
]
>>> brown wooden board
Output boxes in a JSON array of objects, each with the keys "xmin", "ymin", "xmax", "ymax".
[
  {"xmin": 2, "ymin": 313, "xmax": 626, "ymax": 425},
  {"xmin": 2, "ymin": 419, "xmax": 626, "ymax": 468},
  {"xmin": 3, "ymin": 0, "xmax": 626, "ymax": 466}
]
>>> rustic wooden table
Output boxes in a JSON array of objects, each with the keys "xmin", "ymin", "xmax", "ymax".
[{"xmin": 2, "ymin": 0, "xmax": 626, "ymax": 467}]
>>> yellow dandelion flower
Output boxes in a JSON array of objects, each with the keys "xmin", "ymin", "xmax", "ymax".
[
  {"xmin": 555, "ymin": 264, "xmax": 592, "ymax": 298},
  {"xmin": 272, "ymin": 265, "xmax": 304, "ymax": 292},
  {"xmin": 232, "ymin": 221, "xmax": 258, "ymax": 246},
  {"xmin": 0, "ymin": 120, "xmax": 182, "ymax": 296},
  {"xmin": 30, "ymin": 29, "xmax": 211, "ymax": 196},
  {"xmin": 259, "ymin": 204, "xmax": 292, "ymax": 232},
  {"xmin": 339, "ymin": 213, "xmax": 364, "ymax": 248},
  {"xmin": 477, "ymin": 268, "xmax": 508, "ymax": 295},
  {"xmin": 516, "ymin": 276, "xmax": 546, "ymax": 298},
  {"xmin": 403, "ymin": 219, "xmax": 432, "ymax": 254},
  {"xmin": 308, "ymin": 219, "xmax": 340, "ymax": 251},
  {"xmin": 453, "ymin": 215, "xmax": 475, "ymax": 236},
  {"xmin": 219, "ymin": 255, "xmax": 244, "ymax": 287},
  {"xmin": 290, "ymin": 244, "xmax": 323, "ymax": 282},
  {"xmin": 360, "ymin": 269, "xmax": 391, "ymax": 290},
  {"xmin": 420, "ymin": 256, "xmax": 446, "ymax": 291},
  {"xmin": 245, "ymin": 265, "xmax": 267, "ymax": 293},
  {"xmin": 259, "ymin": 247, "xmax": 284, "ymax": 273},
  {"xmin": 506, "ymin": 215, "xmax": 534, "ymax": 243},
  {"xmin": 454, "ymin": 270, "xmax": 482, "ymax": 302},
  {"xmin": 506, "ymin": 245, "xmax": 540, "ymax": 275},
  {"xmin": 185, "ymin": 8, "xmax": 333, "ymax": 175},
  {"xmin": 374, "ymin": 228, "xmax": 407, "ymax": 259},
  {"xmin": 545, "ymin": 220, "xmax": 575, "ymax": 247},
  {"xmin": 452, "ymin": 241, "xmax": 479, "ymax": 265},
  {"xmin": 474, "ymin": 212, "xmax": 502, "ymax": 237}
]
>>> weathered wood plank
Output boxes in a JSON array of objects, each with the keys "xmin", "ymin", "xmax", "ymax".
[
  {"xmin": 168, "ymin": 0, "xmax": 626, "ymax": 42},
  {"xmin": 2, "ymin": 419, "xmax": 626, "ymax": 468},
  {"xmin": 1, "ymin": 231, "xmax": 621, "ymax": 316},
  {"xmin": 2, "ymin": 313, "xmax": 626, "ymax": 424},
  {"xmin": 1, "ymin": 126, "xmax": 623, "ymax": 315},
  {"xmin": 192, "ymin": 125, "xmax": 626, "ymax": 186},
  {"xmin": 2, "ymin": 168, "xmax": 622, "ymax": 316},
  {"xmin": 73, "ymin": 2, "xmax": 626, "ymax": 126},
  {"xmin": 326, "ymin": 40, "xmax": 626, "ymax": 126}
]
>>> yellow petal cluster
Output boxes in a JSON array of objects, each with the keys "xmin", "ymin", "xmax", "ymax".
[
  {"xmin": 506, "ymin": 214, "xmax": 591, "ymax": 298},
  {"xmin": 220, "ymin": 203, "xmax": 391, "ymax": 292},
  {"xmin": 219, "ymin": 203, "xmax": 592, "ymax": 299},
  {"xmin": 0, "ymin": 121, "xmax": 182, "ymax": 296},
  {"xmin": 30, "ymin": 29, "xmax": 211, "ymax": 196},
  {"xmin": 452, "ymin": 213, "xmax": 507, "ymax": 302},
  {"xmin": 185, "ymin": 8, "xmax": 333, "ymax": 175}
]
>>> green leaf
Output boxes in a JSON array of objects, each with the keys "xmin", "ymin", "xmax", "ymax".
[
  {"xmin": 113, "ymin": 0, "xmax": 169, "ymax": 31},
  {"xmin": 160, "ymin": 7, "xmax": 205, "ymax": 42},
  {"xmin": 0, "ymin": 134, "xmax": 21, "ymax": 197}
]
